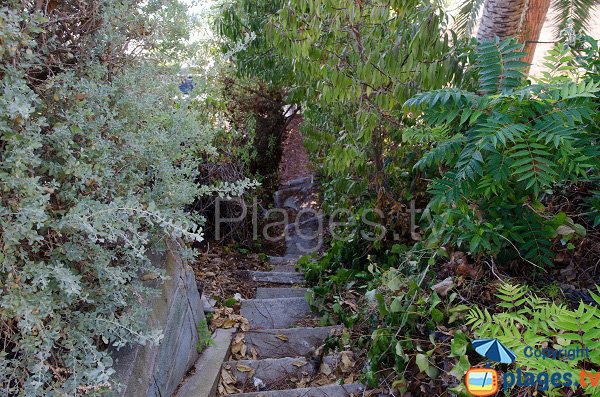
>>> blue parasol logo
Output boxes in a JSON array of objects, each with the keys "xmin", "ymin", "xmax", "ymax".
[{"xmin": 472, "ymin": 338, "xmax": 516, "ymax": 364}]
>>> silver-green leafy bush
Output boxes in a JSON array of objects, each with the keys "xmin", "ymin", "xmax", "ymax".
[{"xmin": 0, "ymin": 2, "xmax": 257, "ymax": 395}]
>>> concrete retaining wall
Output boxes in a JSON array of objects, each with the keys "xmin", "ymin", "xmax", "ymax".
[{"xmin": 112, "ymin": 240, "xmax": 204, "ymax": 397}]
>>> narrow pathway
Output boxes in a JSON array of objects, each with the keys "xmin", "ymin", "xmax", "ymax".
[
  {"xmin": 219, "ymin": 118, "xmax": 364, "ymax": 396},
  {"xmin": 220, "ymin": 174, "xmax": 364, "ymax": 397}
]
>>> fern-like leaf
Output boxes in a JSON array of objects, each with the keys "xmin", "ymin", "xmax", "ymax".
[
  {"xmin": 414, "ymin": 135, "xmax": 466, "ymax": 170},
  {"xmin": 477, "ymin": 38, "xmax": 528, "ymax": 94},
  {"xmin": 453, "ymin": 0, "xmax": 487, "ymax": 37},
  {"xmin": 510, "ymin": 139, "xmax": 558, "ymax": 194},
  {"xmin": 553, "ymin": 0, "xmax": 600, "ymax": 35}
]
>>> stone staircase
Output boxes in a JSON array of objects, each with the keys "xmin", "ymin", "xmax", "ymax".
[
  {"xmin": 222, "ymin": 176, "xmax": 363, "ymax": 397},
  {"xmin": 175, "ymin": 176, "xmax": 363, "ymax": 397}
]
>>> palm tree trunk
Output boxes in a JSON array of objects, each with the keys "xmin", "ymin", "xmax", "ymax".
[
  {"xmin": 477, "ymin": 0, "xmax": 527, "ymax": 41},
  {"xmin": 521, "ymin": 0, "xmax": 552, "ymax": 72}
]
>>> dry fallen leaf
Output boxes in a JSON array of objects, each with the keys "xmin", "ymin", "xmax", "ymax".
[
  {"xmin": 411, "ymin": 231, "xmax": 422, "ymax": 241},
  {"xmin": 220, "ymin": 368, "xmax": 235, "ymax": 383},
  {"xmin": 231, "ymin": 333, "xmax": 246, "ymax": 356},
  {"xmin": 140, "ymin": 273, "xmax": 159, "ymax": 281},
  {"xmin": 240, "ymin": 318, "xmax": 250, "ymax": 332},
  {"xmin": 275, "ymin": 334, "xmax": 289, "ymax": 341},
  {"xmin": 219, "ymin": 368, "xmax": 240, "ymax": 395},
  {"xmin": 294, "ymin": 375, "xmax": 311, "ymax": 388},
  {"xmin": 320, "ymin": 363, "xmax": 332, "ymax": 375},
  {"xmin": 235, "ymin": 363, "xmax": 254, "ymax": 373},
  {"xmin": 341, "ymin": 351, "xmax": 355, "ymax": 370},
  {"xmin": 292, "ymin": 361, "xmax": 307, "ymax": 367},
  {"xmin": 222, "ymin": 319, "xmax": 236, "ymax": 328},
  {"xmin": 343, "ymin": 299, "xmax": 358, "ymax": 312},
  {"xmin": 431, "ymin": 277, "xmax": 454, "ymax": 297}
]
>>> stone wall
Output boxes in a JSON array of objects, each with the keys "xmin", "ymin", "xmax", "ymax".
[{"xmin": 112, "ymin": 240, "xmax": 204, "ymax": 397}]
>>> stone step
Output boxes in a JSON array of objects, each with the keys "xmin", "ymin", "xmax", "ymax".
[
  {"xmin": 176, "ymin": 328, "xmax": 236, "ymax": 397},
  {"xmin": 248, "ymin": 271, "xmax": 305, "ymax": 284},
  {"xmin": 222, "ymin": 355, "xmax": 346, "ymax": 391},
  {"xmin": 272, "ymin": 263, "xmax": 298, "ymax": 272},
  {"xmin": 286, "ymin": 235, "xmax": 321, "ymax": 257},
  {"xmin": 285, "ymin": 214, "xmax": 325, "ymax": 233},
  {"xmin": 281, "ymin": 175, "xmax": 314, "ymax": 188},
  {"xmin": 222, "ymin": 357, "xmax": 315, "ymax": 391},
  {"xmin": 242, "ymin": 326, "xmax": 341, "ymax": 359},
  {"xmin": 226, "ymin": 383, "xmax": 365, "ymax": 397},
  {"xmin": 268, "ymin": 255, "xmax": 301, "ymax": 265},
  {"xmin": 255, "ymin": 287, "xmax": 307, "ymax": 299},
  {"xmin": 283, "ymin": 196, "xmax": 301, "ymax": 211},
  {"xmin": 268, "ymin": 256, "xmax": 301, "ymax": 272},
  {"xmin": 241, "ymin": 298, "xmax": 312, "ymax": 329},
  {"xmin": 273, "ymin": 184, "xmax": 313, "ymax": 208}
]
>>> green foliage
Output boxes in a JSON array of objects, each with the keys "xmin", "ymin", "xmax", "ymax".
[
  {"xmin": 405, "ymin": 38, "xmax": 599, "ymax": 266},
  {"xmin": 214, "ymin": 0, "xmax": 290, "ymax": 86},
  {"xmin": 467, "ymin": 283, "xmax": 600, "ymax": 396},
  {"xmin": 213, "ymin": 2, "xmax": 291, "ymax": 198},
  {"xmin": 235, "ymin": 0, "xmax": 469, "ymax": 214},
  {"xmin": 302, "ymin": 244, "xmax": 474, "ymax": 389},
  {"xmin": 453, "ymin": 0, "xmax": 487, "ymax": 37},
  {"xmin": 215, "ymin": 0, "xmax": 470, "ymax": 203},
  {"xmin": 553, "ymin": 0, "xmax": 600, "ymax": 33},
  {"xmin": 476, "ymin": 39, "xmax": 529, "ymax": 93},
  {"xmin": 196, "ymin": 320, "xmax": 215, "ymax": 353}
]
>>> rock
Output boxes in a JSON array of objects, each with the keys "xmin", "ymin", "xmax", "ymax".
[
  {"xmin": 226, "ymin": 384, "xmax": 365, "ymax": 397},
  {"xmin": 243, "ymin": 326, "xmax": 341, "ymax": 358},
  {"xmin": 222, "ymin": 357, "xmax": 314, "ymax": 388},
  {"xmin": 248, "ymin": 271, "xmax": 305, "ymax": 284},
  {"xmin": 201, "ymin": 295, "xmax": 216, "ymax": 313},
  {"xmin": 255, "ymin": 288, "xmax": 308, "ymax": 299},
  {"xmin": 241, "ymin": 297, "xmax": 312, "ymax": 329},
  {"xmin": 283, "ymin": 196, "xmax": 301, "ymax": 211}
]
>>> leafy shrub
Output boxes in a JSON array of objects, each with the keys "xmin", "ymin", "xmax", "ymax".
[
  {"xmin": 302, "ymin": 243, "xmax": 472, "ymax": 390},
  {"xmin": 0, "ymin": 3, "xmax": 256, "ymax": 395},
  {"xmin": 404, "ymin": 38, "xmax": 599, "ymax": 266}
]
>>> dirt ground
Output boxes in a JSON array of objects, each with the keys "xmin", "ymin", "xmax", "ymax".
[{"xmin": 279, "ymin": 115, "xmax": 311, "ymax": 185}]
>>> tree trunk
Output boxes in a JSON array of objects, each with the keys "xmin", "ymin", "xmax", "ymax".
[
  {"xmin": 477, "ymin": 0, "xmax": 527, "ymax": 41},
  {"xmin": 477, "ymin": 0, "xmax": 552, "ymax": 74},
  {"xmin": 521, "ymin": 0, "xmax": 552, "ymax": 73}
]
